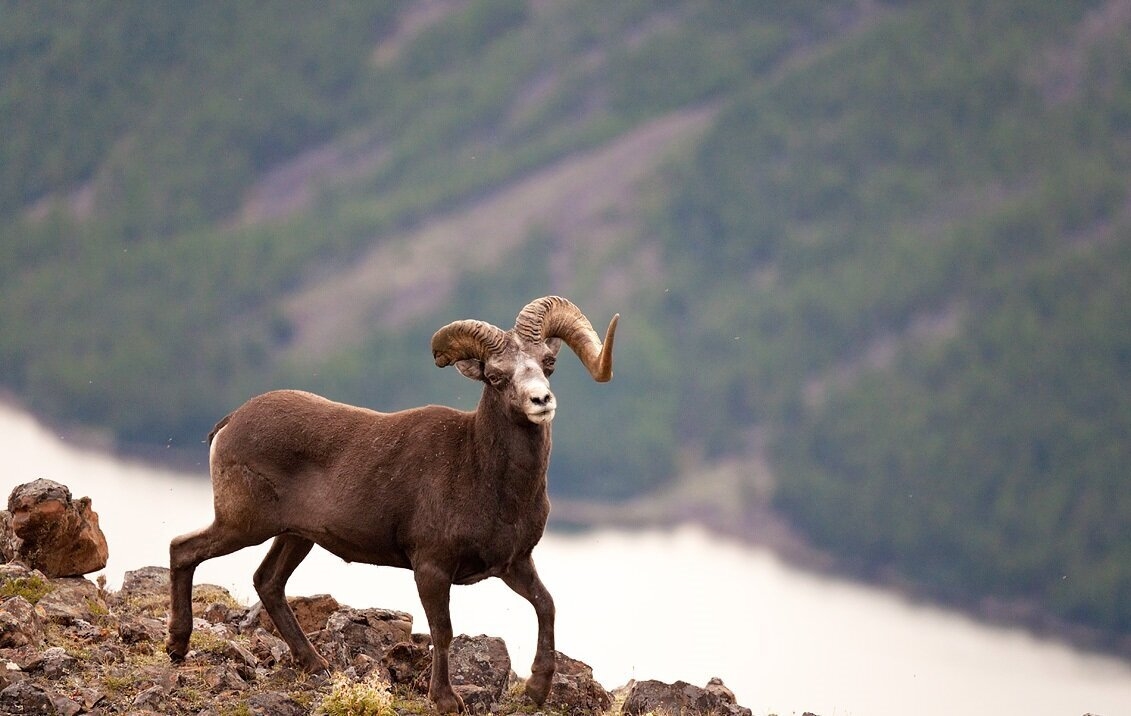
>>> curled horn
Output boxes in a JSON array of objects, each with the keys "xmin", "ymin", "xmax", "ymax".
[
  {"xmin": 515, "ymin": 296, "xmax": 619, "ymax": 382},
  {"xmin": 431, "ymin": 319, "xmax": 508, "ymax": 367}
]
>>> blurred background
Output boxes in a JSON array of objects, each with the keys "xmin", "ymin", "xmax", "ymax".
[{"xmin": 2, "ymin": 0, "xmax": 1130, "ymax": 669}]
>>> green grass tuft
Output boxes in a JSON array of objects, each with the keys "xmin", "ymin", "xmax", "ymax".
[{"xmin": 0, "ymin": 574, "xmax": 53, "ymax": 604}]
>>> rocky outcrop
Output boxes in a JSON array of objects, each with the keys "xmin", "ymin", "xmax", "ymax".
[
  {"xmin": 547, "ymin": 650, "xmax": 614, "ymax": 714},
  {"xmin": 448, "ymin": 634, "xmax": 512, "ymax": 711},
  {"xmin": 621, "ymin": 677, "xmax": 754, "ymax": 716},
  {"xmin": 248, "ymin": 593, "xmax": 341, "ymax": 636},
  {"xmin": 0, "ymin": 480, "xmax": 759, "ymax": 715},
  {"xmin": 0, "ymin": 594, "xmax": 43, "ymax": 649},
  {"xmin": 3, "ymin": 479, "xmax": 108, "ymax": 577},
  {"xmin": 316, "ymin": 605, "xmax": 414, "ymax": 671},
  {"xmin": 0, "ymin": 559, "xmax": 758, "ymax": 715}
]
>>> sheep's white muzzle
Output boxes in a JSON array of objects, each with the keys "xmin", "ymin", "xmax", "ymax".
[
  {"xmin": 522, "ymin": 379, "xmax": 556, "ymax": 424},
  {"xmin": 526, "ymin": 407, "xmax": 556, "ymax": 424}
]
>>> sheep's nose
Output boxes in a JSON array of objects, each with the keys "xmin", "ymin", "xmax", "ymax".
[{"xmin": 524, "ymin": 389, "xmax": 557, "ymax": 424}]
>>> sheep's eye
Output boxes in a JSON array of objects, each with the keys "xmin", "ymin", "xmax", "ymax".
[
  {"xmin": 542, "ymin": 356, "xmax": 556, "ymax": 375},
  {"xmin": 486, "ymin": 372, "xmax": 508, "ymax": 388}
]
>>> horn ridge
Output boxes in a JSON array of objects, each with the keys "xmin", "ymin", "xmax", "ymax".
[
  {"xmin": 514, "ymin": 295, "xmax": 569, "ymax": 343},
  {"xmin": 514, "ymin": 295, "xmax": 618, "ymax": 382},
  {"xmin": 431, "ymin": 319, "xmax": 508, "ymax": 367}
]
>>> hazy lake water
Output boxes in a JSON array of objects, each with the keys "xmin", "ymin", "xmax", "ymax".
[{"xmin": 4, "ymin": 401, "xmax": 1130, "ymax": 716}]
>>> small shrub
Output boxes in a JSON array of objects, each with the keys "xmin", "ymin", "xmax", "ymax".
[
  {"xmin": 289, "ymin": 690, "xmax": 317, "ymax": 710},
  {"xmin": 315, "ymin": 672, "xmax": 396, "ymax": 716},
  {"xmin": 390, "ymin": 687, "xmax": 431, "ymax": 715},
  {"xmin": 101, "ymin": 673, "xmax": 137, "ymax": 696},
  {"xmin": 189, "ymin": 629, "xmax": 231, "ymax": 655},
  {"xmin": 85, "ymin": 597, "xmax": 109, "ymax": 616},
  {"xmin": 0, "ymin": 574, "xmax": 52, "ymax": 604}
]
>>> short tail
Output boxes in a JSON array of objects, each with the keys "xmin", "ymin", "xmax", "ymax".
[{"xmin": 207, "ymin": 414, "xmax": 232, "ymax": 445}]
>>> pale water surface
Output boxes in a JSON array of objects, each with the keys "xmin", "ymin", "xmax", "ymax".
[{"xmin": 3, "ymin": 401, "xmax": 1130, "ymax": 716}]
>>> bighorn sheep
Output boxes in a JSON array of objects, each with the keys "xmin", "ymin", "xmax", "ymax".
[{"xmin": 166, "ymin": 296, "xmax": 618, "ymax": 713}]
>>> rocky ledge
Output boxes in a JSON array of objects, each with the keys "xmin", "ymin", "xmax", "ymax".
[
  {"xmin": 0, "ymin": 479, "xmax": 763, "ymax": 716},
  {"xmin": 0, "ymin": 563, "xmax": 754, "ymax": 715}
]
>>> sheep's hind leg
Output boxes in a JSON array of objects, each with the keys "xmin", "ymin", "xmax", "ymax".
[
  {"xmin": 414, "ymin": 563, "xmax": 464, "ymax": 714},
  {"xmin": 253, "ymin": 534, "xmax": 327, "ymax": 673},
  {"xmin": 502, "ymin": 555, "xmax": 556, "ymax": 705},
  {"xmin": 167, "ymin": 522, "xmax": 265, "ymax": 662}
]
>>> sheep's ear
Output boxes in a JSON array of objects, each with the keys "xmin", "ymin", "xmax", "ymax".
[
  {"xmin": 454, "ymin": 359, "xmax": 485, "ymax": 381},
  {"xmin": 545, "ymin": 336, "xmax": 562, "ymax": 356}
]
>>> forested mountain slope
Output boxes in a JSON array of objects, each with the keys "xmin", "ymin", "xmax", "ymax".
[{"xmin": 3, "ymin": 0, "xmax": 1130, "ymax": 644}]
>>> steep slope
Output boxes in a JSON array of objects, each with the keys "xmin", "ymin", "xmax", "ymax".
[
  {"xmin": 654, "ymin": 0, "xmax": 1131, "ymax": 644},
  {"xmin": 281, "ymin": 106, "xmax": 716, "ymax": 362},
  {"xmin": 3, "ymin": 0, "xmax": 1131, "ymax": 646}
]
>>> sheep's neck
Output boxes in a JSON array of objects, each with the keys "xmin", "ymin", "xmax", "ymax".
[{"xmin": 472, "ymin": 387, "xmax": 551, "ymax": 508}]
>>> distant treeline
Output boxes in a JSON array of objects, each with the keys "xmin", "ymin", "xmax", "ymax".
[{"xmin": 2, "ymin": 0, "xmax": 1130, "ymax": 638}]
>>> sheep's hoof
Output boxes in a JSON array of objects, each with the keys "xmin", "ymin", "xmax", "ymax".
[
  {"xmin": 165, "ymin": 637, "xmax": 188, "ymax": 664},
  {"xmin": 525, "ymin": 670, "xmax": 552, "ymax": 706},
  {"xmin": 297, "ymin": 654, "xmax": 331, "ymax": 674},
  {"xmin": 430, "ymin": 686, "xmax": 465, "ymax": 714}
]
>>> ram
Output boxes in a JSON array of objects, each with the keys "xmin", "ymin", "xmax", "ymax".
[{"xmin": 166, "ymin": 295, "xmax": 618, "ymax": 713}]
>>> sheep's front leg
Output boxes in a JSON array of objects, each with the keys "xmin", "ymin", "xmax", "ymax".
[
  {"xmin": 502, "ymin": 555, "xmax": 556, "ymax": 705},
  {"xmin": 414, "ymin": 564, "xmax": 464, "ymax": 714}
]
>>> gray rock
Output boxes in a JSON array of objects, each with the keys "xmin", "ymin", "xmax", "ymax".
[
  {"xmin": 249, "ymin": 627, "xmax": 289, "ymax": 667},
  {"xmin": 622, "ymin": 677, "xmax": 753, "ymax": 716},
  {"xmin": 251, "ymin": 593, "xmax": 340, "ymax": 636},
  {"xmin": 315, "ymin": 606, "xmax": 413, "ymax": 668},
  {"xmin": 63, "ymin": 619, "xmax": 101, "ymax": 641},
  {"xmin": 449, "ymin": 634, "xmax": 511, "ymax": 703},
  {"xmin": 223, "ymin": 637, "xmax": 259, "ymax": 670},
  {"xmin": 381, "ymin": 637, "xmax": 431, "ymax": 689},
  {"xmin": 89, "ymin": 643, "xmax": 124, "ymax": 665},
  {"xmin": 116, "ymin": 566, "xmax": 169, "ymax": 598},
  {"xmin": 48, "ymin": 693, "xmax": 81, "ymax": 716},
  {"xmin": 344, "ymin": 652, "xmax": 380, "ymax": 679},
  {"xmin": 545, "ymin": 651, "xmax": 613, "ymax": 715},
  {"xmin": 203, "ymin": 664, "xmax": 248, "ymax": 691},
  {"xmin": 0, "ymin": 658, "xmax": 25, "ymax": 691},
  {"xmin": 0, "ymin": 679, "xmax": 57, "ymax": 714},
  {"xmin": 0, "ymin": 562, "xmax": 45, "ymax": 584},
  {"xmin": 706, "ymin": 675, "xmax": 737, "ymax": 703},
  {"xmin": 202, "ymin": 601, "xmax": 234, "ymax": 624},
  {"xmin": 69, "ymin": 686, "xmax": 104, "ymax": 711},
  {"xmin": 24, "ymin": 648, "xmax": 77, "ymax": 680},
  {"xmin": 118, "ymin": 615, "xmax": 166, "ymax": 644},
  {"xmin": 452, "ymin": 683, "xmax": 497, "ymax": 713},
  {"xmin": 0, "ymin": 511, "xmax": 19, "ymax": 563},
  {"xmin": 247, "ymin": 691, "xmax": 307, "ymax": 716},
  {"xmin": 36, "ymin": 577, "xmax": 104, "ymax": 625},
  {"xmin": 131, "ymin": 683, "xmax": 167, "ymax": 710},
  {"xmin": 0, "ymin": 596, "xmax": 44, "ymax": 649}
]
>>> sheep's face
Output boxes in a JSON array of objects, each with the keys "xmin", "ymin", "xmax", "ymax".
[{"xmin": 454, "ymin": 337, "xmax": 563, "ymax": 425}]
